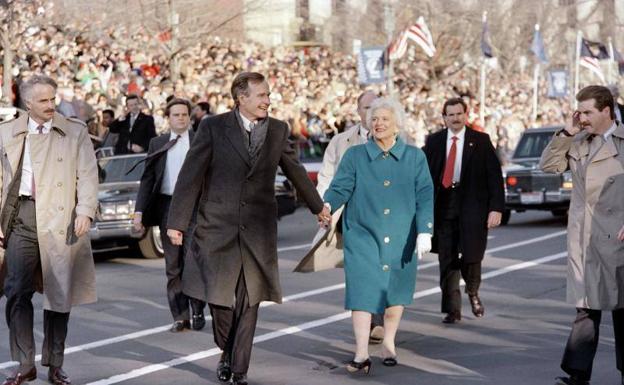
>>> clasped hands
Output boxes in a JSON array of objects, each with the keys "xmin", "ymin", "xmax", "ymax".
[{"xmin": 317, "ymin": 205, "xmax": 332, "ymax": 229}]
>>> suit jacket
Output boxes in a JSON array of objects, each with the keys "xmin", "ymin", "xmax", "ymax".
[
  {"xmin": 135, "ymin": 130, "xmax": 194, "ymax": 227},
  {"xmin": 423, "ymin": 127, "xmax": 504, "ymax": 263},
  {"xmin": 540, "ymin": 124, "xmax": 624, "ymax": 309},
  {"xmin": 167, "ymin": 110, "xmax": 324, "ymax": 307},
  {"xmin": 109, "ymin": 112, "xmax": 156, "ymax": 154}
]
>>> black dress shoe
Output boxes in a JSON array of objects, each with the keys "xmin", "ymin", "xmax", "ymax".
[
  {"xmin": 191, "ymin": 311, "xmax": 205, "ymax": 331},
  {"xmin": 2, "ymin": 367, "xmax": 36, "ymax": 385},
  {"xmin": 442, "ymin": 312, "xmax": 461, "ymax": 324},
  {"xmin": 382, "ymin": 356, "xmax": 397, "ymax": 367},
  {"xmin": 216, "ymin": 360, "xmax": 231, "ymax": 382},
  {"xmin": 555, "ymin": 376, "xmax": 589, "ymax": 385},
  {"xmin": 48, "ymin": 366, "xmax": 71, "ymax": 385},
  {"xmin": 231, "ymin": 373, "xmax": 248, "ymax": 385},
  {"xmin": 169, "ymin": 320, "xmax": 190, "ymax": 332},
  {"xmin": 469, "ymin": 294, "xmax": 485, "ymax": 317}
]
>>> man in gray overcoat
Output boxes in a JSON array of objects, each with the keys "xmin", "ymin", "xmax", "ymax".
[
  {"xmin": 166, "ymin": 72, "xmax": 330, "ymax": 385},
  {"xmin": 0, "ymin": 75, "xmax": 98, "ymax": 385},
  {"xmin": 540, "ymin": 85, "xmax": 624, "ymax": 385}
]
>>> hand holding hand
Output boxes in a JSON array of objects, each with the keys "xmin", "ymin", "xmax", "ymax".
[
  {"xmin": 167, "ymin": 229, "xmax": 183, "ymax": 246},
  {"xmin": 487, "ymin": 211, "xmax": 502, "ymax": 229},
  {"xmin": 416, "ymin": 233, "xmax": 432, "ymax": 260},
  {"xmin": 74, "ymin": 215, "xmax": 92, "ymax": 237},
  {"xmin": 317, "ymin": 205, "xmax": 331, "ymax": 229}
]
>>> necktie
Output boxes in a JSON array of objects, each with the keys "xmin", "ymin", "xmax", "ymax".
[
  {"xmin": 584, "ymin": 134, "xmax": 604, "ymax": 166},
  {"xmin": 125, "ymin": 135, "xmax": 181, "ymax": 175},
  {"xmin": 247, "ymin": 122, "xmax": 255, "ymax": 150},
  {"xmin": 442, "ymin": 136, "xmax": 458, "ymax": 188},
  {"xmin": 32, "ymin": 125, "xmax": 45, "ymax": 199}
]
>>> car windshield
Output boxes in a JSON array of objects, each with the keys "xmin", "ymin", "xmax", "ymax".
[
  {"xmin": 513, "ymin": 131, "xmax": 555, "ymax": 159},
  {"xmin": 98, "ymin": 155, "xmax": 146, "ymax": 183}
]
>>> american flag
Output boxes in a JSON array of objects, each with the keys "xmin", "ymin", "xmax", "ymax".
[
  {"xmin": 405, "ymin": 16, "xmax": 436, "ymax": 58},
  {"xmin": 580, "ymin": 38, "xmax": 609, "ymax": 83},
  {"xmin": 388, "ymin": 30, "xmax": 408, "ymax": 60}
]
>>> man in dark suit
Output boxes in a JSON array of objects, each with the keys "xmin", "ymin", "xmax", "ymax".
[
  {"xmin": 133, "ymin": 98, "xmax": 205, "ymax": 332},
  {"xmin": 109, "ymin": 94, "xmax": 156, "ymax": 154},
  {"xmin": 166, "ymin": 72, "xmax": 330, "ymax": 385},
  {"xmin": 423, "ymin": 98, "xmax": 504, "ymax": 324}
]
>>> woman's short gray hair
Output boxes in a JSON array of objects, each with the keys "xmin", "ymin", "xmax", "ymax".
[
  {"xmin": 19, "ymin": 75, "xmax": 58, "ymax": 103},
  {"xmin": 366, "ymin": 97, "xmax": 406, "ymax": 131}
]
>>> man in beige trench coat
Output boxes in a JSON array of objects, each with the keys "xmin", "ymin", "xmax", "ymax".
[
  {"xmin": 540, "ymin": 85, "xmax": 624, "ymax": 385},
  {"xmin": 0, "ymin": 75, "xmax": 98, "ymax": 385}
]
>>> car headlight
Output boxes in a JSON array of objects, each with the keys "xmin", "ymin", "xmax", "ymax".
[
  {"xmin": 100, "ymin": 200, "xmax": 135, "ymax": 220},
  {"xmin": 562, "ymin": 172, "xmax": 573, "ymax": 190}
]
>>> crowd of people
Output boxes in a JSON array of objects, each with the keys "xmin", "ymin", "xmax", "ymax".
[{"xmin": 0, "ymin": 2, "xmax": 582, "ymax": 163}]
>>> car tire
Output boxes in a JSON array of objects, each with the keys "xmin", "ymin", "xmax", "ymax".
[
  {"xmin": 138, "ymin": 226, "xmax": 164, "ymax": 259},
  {"xmin": 551, "ymin": 209, "xmax": 568, "ymax": 217},
  {"xmin": 501, "ymin": 210, "xmax": 511, "ymax": 226}
]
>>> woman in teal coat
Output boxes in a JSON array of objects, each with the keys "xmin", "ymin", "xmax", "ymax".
[{"xmin": 323, "ymin": 97, "xmax": 434, "ymax": 374}]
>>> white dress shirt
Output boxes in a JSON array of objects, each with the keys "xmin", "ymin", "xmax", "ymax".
[
  {"xmin": 445, "ymin": 127, "xmax": 466, "ymax": 184},
  {"xmin": 239, "ymin": 113, "xmax": 256, "ymax": 132},
  {"xmin": 160, "ymin": 130, "xmax": 190, "ymax": 196},
  {"xmin": 19, "ymin": 119, "xmax": 52, "ymax": 196},
  {"xmin": 603, "ymin": 121, "xmax": 617, "ymax": 143}
]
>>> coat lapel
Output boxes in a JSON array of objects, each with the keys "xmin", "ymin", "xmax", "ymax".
[
  {"xmin": 460, "ymin": 127, "xmax": 476, "ymax": 181},
  {"xmin": 246, "ymin": 119, "xmax": 277, "ymax": 177},
  {"xmin": 224, "ymin": 111, "xmax": 251, "ymax": 167}
]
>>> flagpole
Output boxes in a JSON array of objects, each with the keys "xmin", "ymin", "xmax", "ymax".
[
  {"xmin": 608, "ymin": 37, "xmax": 615, "ymax": 84},
  {"xmin": 574, "ymin": 30, "xmax": 582, "ymax": 107},
  {"xmin": 480, "ymin": 11, "xmax": 487, "ymax": 128},
  {"xmin": 532, "ymin": 24, "xmax": 540, "ymax": 124},
  {"xmin": 384, "ymin": 0, "xmax": 395, "ymax": 97}
]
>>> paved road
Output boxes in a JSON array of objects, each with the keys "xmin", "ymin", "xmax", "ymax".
[{"xmin": 0, "ymin": 208, "xmax": 620, "ymax": 385}]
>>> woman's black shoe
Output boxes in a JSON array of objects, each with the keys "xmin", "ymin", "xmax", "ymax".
[
  {"xmin": 382, "ymin": 356, "xmax": 397, "ymax": 367},
  {"xmin": 346, "ymin": 358, "xmax": 372, "ymax": 375}
]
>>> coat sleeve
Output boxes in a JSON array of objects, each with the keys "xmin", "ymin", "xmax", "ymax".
[
  {"xmin": 134, "ymin": 138, "xmax": 158, "ymax": 214},
  {"xmin": 108, "ymin": 118, "xmax": 124, "ymax": 134},
  {"xmin": 75, "ymin": 125, "xmax": 99, "ymax": 219},
  {"xmin": 323, "ymin": 147, "xmax": 356, "ymax": 213},
  {"xmin": 279, "ymin": 127, "xmax": 324, "ymax": 215},
  {"xmin": 414, "ymin": 150, "xmax": 434, "ymax": 235},
  {"xmin": 167, "ymin": 119, "xmax": 213, "ymax": 231},
  {"xmin": 539, "ymin": 132, "xmax": 573, "ymax": 173},
  {"xmin": 483, "ymin": 135, "xmax": 505, "ymax": 213},
  {"xmin": 316, "ymin": 135, "xmax": 339, "ymax": 198}
]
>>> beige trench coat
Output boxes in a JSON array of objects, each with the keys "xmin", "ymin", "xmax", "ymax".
[
  {"xmin": 0, "ymin": 111, "xmax": 98, "ymax": 312},
  {"xmin": 540, "ymin": 123, "xmax": 624, "ymax": 310}
]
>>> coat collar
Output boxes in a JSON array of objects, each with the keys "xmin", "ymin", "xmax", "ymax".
[
  {"xmin": 12, "ymin": 111, "xmax": 67, "ymax": 137},
  {"xmin": 365, "ymin": 136, "xmax": 406, "ymax": 161},
  {"xmin": 224, "ymin": 110, "xmax": 251, "ymax": 167}
]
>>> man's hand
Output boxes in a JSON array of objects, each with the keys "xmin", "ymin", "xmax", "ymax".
[
  {"xmin": 487, "ymin": 211, "xmax": 502, "ymax": 229},
  {"xmin": 133, "ymin": 213, "xmax": 145, "ymax": 232},
  {"xmin": 74, "ymin": 215, "xmax": 91, "ymax": 237},
  {"xmin": 618, "ymin": 225, "xmax": 624, "ymax": 242},
  {"xmin": 563, "ymin": 111, "xmax": 582, "ymax": 136},
  {"xmin": 131, "ymin": 144, "xmax": 144, "ymax": 153},
  {"xmin": 167, "ymin": 229, "xmax": 183, "ymax": 246},
  {"xmin": 416, "ymin": 233, "xmax": 432, "ymax": 260},
  {"xmin": 317, "ymin": 205, "xmax": 331, "ymax": 229}
]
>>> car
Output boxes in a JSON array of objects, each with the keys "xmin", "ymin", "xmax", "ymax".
[
  {"xmin": 502, "ymin": 125, "xmax": 572, "ymax": 225},
  {"xmin": 90, "ymin": 153, "xmax": 298, "ymax": 258}
]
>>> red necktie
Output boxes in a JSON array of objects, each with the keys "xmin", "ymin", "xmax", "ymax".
[
  {"xmin": 442, "ymin": 136, "xmax": 458, "ymax": 188},
  {"xmin": 32, "ymin": 125, "xmax": 45, "ymax": 199}
]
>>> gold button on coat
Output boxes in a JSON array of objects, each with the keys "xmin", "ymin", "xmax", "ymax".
[
  {"xmin": 383, "ymin": 180, "xmax": 391, "ymax": 187},
  {"xmin": 384, "ymin": 236, "xmax": 390, "ymax": 243},
  {"xmin": 382, "ymin": 265, "xmax": 390, "ymax": 272},
  {"xmin": 383, "ymin": 209, "xmax": 390, "ymax": 215}
]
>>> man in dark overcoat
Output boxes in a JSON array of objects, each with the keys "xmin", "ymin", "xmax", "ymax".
[
  {"xmin": 423, "ymin": 97, "xmax": 504, "ymax": 324},
  {"xmin": 166, "ymin": 72, "xmax": 330, "ymax": 385}
]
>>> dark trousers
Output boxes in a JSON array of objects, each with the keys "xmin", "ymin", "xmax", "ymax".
[
  {"xmin": 436, "ymin": 187, "xmax": 482, "ymax": 314},
  {"xmin": 158, "ymin": 195, "xmax": 205, "ymax": 320},
  {"xmin": 209, "ymin": 270, "xmax": 259, "ymax": 375},
  {"xmin": 561, "ymin": 308, "xmax": 624, "ymax": 380},
  {"xmin": 3, "ymin": 199, "xmax": 70, "ymax": 371}
]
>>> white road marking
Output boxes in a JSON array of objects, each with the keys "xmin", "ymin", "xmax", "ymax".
[
  {"xmin": 0, "ymin": 230, "xmax": 566, "ymax": 370},
  {"xmin": 85, "ymin": 250, "xmax": 569, "ymax": 385}
]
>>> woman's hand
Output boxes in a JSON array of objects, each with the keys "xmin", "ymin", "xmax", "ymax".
[{"xmin": 416, "ymin": 233, "xmax": 432, "ymax": 260}]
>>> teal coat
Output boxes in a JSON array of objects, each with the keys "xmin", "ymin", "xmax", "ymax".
[{"xmin": 324, "ymin": 137, "xmax": 434, "ymax": 313}]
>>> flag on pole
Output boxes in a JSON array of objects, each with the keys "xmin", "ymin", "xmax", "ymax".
[
  {"xmin": 481, "ymin": 16, "xmax": 494, "ymax": 58},
  {"xmin": 612, "ymin": 45, "xmax": 624, "ymax": 76},
  {"xmin": 580, "ymin": 38, "xmax": 609, "ymax": 83},
  {"xmin": 405, "ymin": 16, "xmax": 436, "ymax": 58},
  {"xmin": 530, "ymin": 24, "xmax": 548, "ymax": 63},
  {"xmin": 388, "ymin": 30, "xmax": 408, "ymax": 60}
]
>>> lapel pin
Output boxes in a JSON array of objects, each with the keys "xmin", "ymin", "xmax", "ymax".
[{"xmin": 469, "ymin": 142, "xmax": 474, "ymax": 147}]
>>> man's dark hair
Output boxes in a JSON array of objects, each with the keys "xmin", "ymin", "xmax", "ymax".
[
  {"xmin": 357, "ymin": 90, "xmax": 376, "ymax": 107},
  {"xmin": 102, "ymin": 109, "xmax": 114, "ymax": 119},
  {"xmin": 165, "ymin": 98, "xmax": 192, "ymax": 117},
  {"xmin": 231, "ymin": 72, "xmax": 265, "ymax": 106},
  {"xmin": 125, "ymin": 94, "xmax": 140, "ymax": 104},
  {"xmin": 577, "ymin": 85, "xmax": 615, "ymax": 120},
  {"xmin": 197, "ymin": 102, "xmax": 211, "ymax": 114},
  {"xmin": 442, "ymin": 98, "xmax": 468, "ymax": 116}
]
